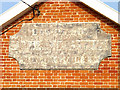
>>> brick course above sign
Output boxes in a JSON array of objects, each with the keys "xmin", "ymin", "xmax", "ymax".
[{"xmin": 9, "ymin": 22, "xmax": 111, "ymax": 70}]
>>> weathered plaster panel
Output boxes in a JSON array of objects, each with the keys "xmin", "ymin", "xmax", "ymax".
[{"xmin": 9, "ymin": 22, "xmax": 111, "ymax": 70}]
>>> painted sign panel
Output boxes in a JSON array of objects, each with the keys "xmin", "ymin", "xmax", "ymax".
[{"xmin": 9, "ymin": 22, "xmax": 111, "ymax": 70}]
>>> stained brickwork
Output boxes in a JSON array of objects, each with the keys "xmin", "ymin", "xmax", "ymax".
[{"xmin": 0, "ymin": 1, "xmax": 120, "ymax": 88}]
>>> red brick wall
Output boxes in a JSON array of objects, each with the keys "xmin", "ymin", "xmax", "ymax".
[{"xmin": 0, "ymin": 1, "xmax": 120, "ymax": 88}]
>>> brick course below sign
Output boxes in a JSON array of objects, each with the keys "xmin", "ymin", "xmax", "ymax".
[{"xmin": 9, "ymin": 22, "xmax": 111, "ymax": 70}]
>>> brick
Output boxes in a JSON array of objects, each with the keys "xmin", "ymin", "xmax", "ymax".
[
  {"xmin": 38, "ymin": 82, "xmax": 46, "ymax": 84},
  {"xmin": 1, "ymin": 1, "xmax": 119, "ymax": 89},
  {"xmin": 16, "ymin": 79, "xmax": 25, "ymax": 81},
  {"xmin": 65, "ymin": 82, "xmax": 74, "ymax": 84},
  {"xmin": 4, "ymin": 79, "xmax": 12, "ymax": 81},
  {"xmin": 2, "ymin": 39, "xmax": 9, "ymax": 42},
  {"xmin": 44, "ymin": 79, "xmax": 53, "ymax": 81},
  {"xmin": 66, "ymin": 76, "xmax": 74, "ymax": 78},
  {"xmin": 45, "ymin": 13, "xmax": 53, "ymax": 15},
  {"xmin": 31, "ymin": 79, "xmax": 39, "ymax": 81},
  {"xmin": 109, "ymin": 58, "xmax": 118, "ymax": 61},
  {"xmin": 73, "ymin": 79, "xmax": 81, "ymax": 81},
  {"xmin": 94, "ymin": 70, "xmax": 103, "ymax": 73},
  {"xmin": 94, "ymin": 82, "xmax": 103, "ymax": 84},
  {"xmin": 57, "ymin": 79, "xmax": 67, "ymax": 81},
  {"xmin": 109, "ymin": 70, "xmax": 118, "ymax": 73},
  {"xmin": 72, "ymin": 73, "xmax": 81, "ymax": 76},
  {"xmin": 3, "ymin": 85, "xmax": 12, "ymax": 87},
  {"xmin": 58, "ymin": 85, "xmax": 66, "ymax": 88},
  {"xmin": 10, "ymin": 82, "xmax": 18, "ymax": 84},
  {"xmin": 43, "ymin": 16, "xmax": 51, "ymax": 18}
]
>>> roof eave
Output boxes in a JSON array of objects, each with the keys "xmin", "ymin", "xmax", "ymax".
[
  {"xmin": 79, "ymin": 0, "xmax": 120, "ymax": 24},
  {"xmin": 0, "ymin": 0, "xmax": 119, "ymax": 31}
]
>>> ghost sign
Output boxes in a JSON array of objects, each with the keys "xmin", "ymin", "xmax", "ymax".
[{"xmin": 9, "ymin": 22, "xmax": 111, "ymax": 70}]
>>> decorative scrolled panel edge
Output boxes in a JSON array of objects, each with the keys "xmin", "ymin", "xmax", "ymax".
[{"xmin": 9, "ymin": 22, "xmax": 112, "ymax": 70}]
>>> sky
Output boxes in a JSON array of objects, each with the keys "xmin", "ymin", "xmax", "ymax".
[{"xmin": 0, "ymin": 0, "xmax": 119, "ymax": 15}]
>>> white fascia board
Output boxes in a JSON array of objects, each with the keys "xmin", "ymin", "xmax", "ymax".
[
  {"xmin": 0, "ymin": 0, "xmax": 119, "ymax": 26},
  {"xmin": 79, "ymin": 0, "xmax": 120, "ymax": 24},
  {"xmin": 0, "ymin": 0, "xmax": 38, "ymax": 26}
]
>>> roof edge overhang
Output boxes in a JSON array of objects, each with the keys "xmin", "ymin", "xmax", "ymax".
[
  {"xmin": 80, "ymin": 0, "xmax": 120, "ymax": 24},
  {"xmin": 0, "ymin": 0, "xmax": 43, "ymax": 31},
  {"xmin": 0, "ymin": 0, "xmax": 119, "ymax": 31}
]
